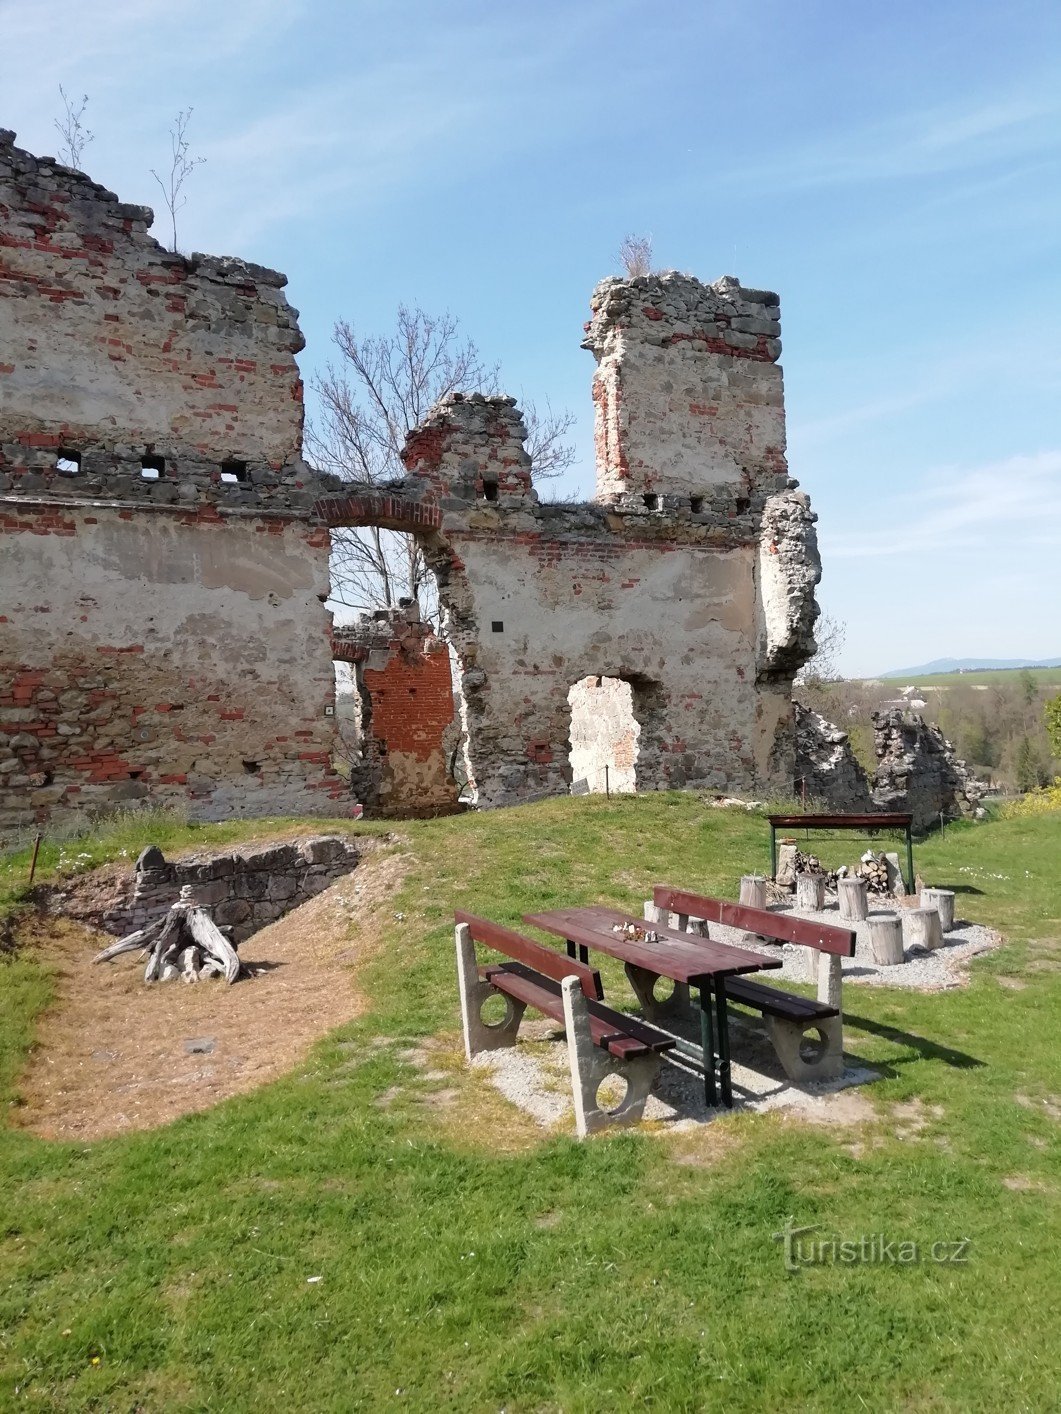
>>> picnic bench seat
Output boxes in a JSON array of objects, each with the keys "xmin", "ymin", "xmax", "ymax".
[
  {"xmin": 651, "ymin": 886, "xmax": 856, "ymax": 1083},
  {"xmin": 454, "ymin": 911, "xmax": 676, "ymax": 1137}
]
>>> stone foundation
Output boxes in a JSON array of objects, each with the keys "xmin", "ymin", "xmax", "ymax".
[{"xmin": 94, "ymin": 835, "xmax": 359, "ymax": 944}]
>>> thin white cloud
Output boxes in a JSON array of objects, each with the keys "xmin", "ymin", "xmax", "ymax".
[
  {"xmin": 822, "ymin": 450, "xmax": 1061, "ymax": 559},
  {"xmin": 732, "ymin": 84, "xmax": 1061, "ymax": 192}
]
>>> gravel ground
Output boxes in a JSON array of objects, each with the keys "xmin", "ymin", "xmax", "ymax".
[
  {"xmin": 705, "ymin": 898, "xmax": 1001, "ymax": 992},
  {"xmin": 475, "ymin": 1015, "xmax": 879, "ymax": 1132}
]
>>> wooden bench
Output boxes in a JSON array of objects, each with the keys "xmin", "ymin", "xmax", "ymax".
[
  {"xmin": 454, "ymin": 911, "xmax": 676, "ymax": 1137},
  {"xmin": 650, "ymin": 887, "xmax": 856, "ymax": 1083}
]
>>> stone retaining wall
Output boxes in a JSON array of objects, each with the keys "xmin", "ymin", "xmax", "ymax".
[{"xmin": 99, "ymin": 835, "xmax": 359, "ymax": 943}]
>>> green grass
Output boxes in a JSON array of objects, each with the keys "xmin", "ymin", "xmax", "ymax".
[
  {"xmin": 867, "ymin": 666, "xmax": 1061, "ymax": 689},
  {"xmin": 1, "ymin": 796, "xmax": 1060, "ymax": 1411}
]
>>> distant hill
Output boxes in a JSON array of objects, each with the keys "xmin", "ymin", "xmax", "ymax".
[{"xmin": 880, "ymin": 657, "xmax": 1061, "ymax": 678}]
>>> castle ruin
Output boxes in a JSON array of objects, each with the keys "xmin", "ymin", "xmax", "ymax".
[{"xmin": 0, "ymin": 130, "xmax": 822, "ymax": 835}]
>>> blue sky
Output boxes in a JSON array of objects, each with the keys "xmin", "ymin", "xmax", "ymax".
[{"xmin": 4, "ymin": 0, "xmax": 1060, "ymax": 676}]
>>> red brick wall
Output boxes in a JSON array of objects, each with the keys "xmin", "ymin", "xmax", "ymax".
[{"xmin": 361, "ymin": 640, "xmax": 457, "ymax": 811}]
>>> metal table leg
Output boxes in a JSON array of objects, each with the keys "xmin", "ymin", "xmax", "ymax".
[
  {"xmin": 565, "ymin": 939, "xmax": 591, "ymax": 967},
  {"xmin": 699, "ymin": 985, "xmax": 717, "ymax": 1107},
  {"xmin": 715, "ymin": 979, "xmax": 732, "ymax": 1107}
]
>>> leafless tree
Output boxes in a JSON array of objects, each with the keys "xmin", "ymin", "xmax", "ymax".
[
  {"xmin": 308, "ymin": 305, "xmax": 576, "ymax": 619},
  {"xmin": 795, "ymin": 611, "xmax": 847, "ymax": 688},
  {"xmin": 151, "ymin": 109, "xmax": 205, "ymax": 254},
  {"xmin": 55, "ymin": 86, "xmax": 93, "ymax": 171},
  {"xmin": 618, "ymin": 233, "xmax": 654, "ymax": 278}
]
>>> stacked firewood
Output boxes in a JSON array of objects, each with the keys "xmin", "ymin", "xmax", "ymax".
[
  {"xmin": 92, "ymin": 886, "xmax": 241, "ymax": 984},
  {"xmin": 855, "ymin": 851, "xmax": 893, "ymax": 895}
]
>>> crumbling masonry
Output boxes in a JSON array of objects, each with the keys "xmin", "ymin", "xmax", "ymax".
[{"xmin": 0, "ymin": 131, "xmax": 823, "ymax": 834}]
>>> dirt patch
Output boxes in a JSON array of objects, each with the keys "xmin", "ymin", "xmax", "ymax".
[
  {"xmin": 1002, "ymin": 1174, "xmax": 1053, "ymax": 1193},
  {"xmin": 14, "ymin": 842, "xmax": 410, "ymax": 1141},
  {"xmin": 891, "ymin": 1097, "xmax": 944, "ymax": 1140}
]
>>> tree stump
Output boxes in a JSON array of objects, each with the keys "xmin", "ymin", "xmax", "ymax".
[
  {"xmin": 739, "ymin": 874, "xmax": 767, "ymax": 909},
  {"xmin": 95, "ymin": 884, "xmax": 242, "ymax": 986},
  {"xmin": 837, "ymin": 876, "xmax": 869, "ymax": 921},
  {"xmin": 867, "ymin": 915, "xmax": 904, "ymax": 965},
  {"xmin": 903, "ymin": 907, "xmax": 943, "ymax": 952},
  {"xmin": 795, "ymin": 873, "xmax": 825, "ymax": 911},
  {"xmin": 920, "ymin": 888, "xmax": 955, "ymax": 931}
]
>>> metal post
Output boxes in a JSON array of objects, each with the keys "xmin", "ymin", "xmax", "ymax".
[
  {"xmin": 715, "ymin": 980, "xmax": 732, "ymax": 1107},
  {"xmin": 699, "ymin": 988, "xmax": 717, "ymax": 1106},
  {"xmin": 28, "ymin": 831, "xmax": 42, "ymax": 886},
  {"xmin": 770, "ymin": 824, "xmax": 777, "ymax": 879},
  {"xmin": 605, "ymin": 764, "xmax": 610, "ymax": 798},
  {"xmin": 906, "ymin": 827, "xmax": 915, "ymax": 897}
]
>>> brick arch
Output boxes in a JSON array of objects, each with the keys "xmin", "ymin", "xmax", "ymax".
[{"xmin": 313, "ymin": 491, "xmax": 442, "ymax": 532}]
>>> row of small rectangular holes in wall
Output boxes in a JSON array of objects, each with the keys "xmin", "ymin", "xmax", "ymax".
[{"xmin": 51, "ymin": 451, "xmax": 249, "ymax": 483}]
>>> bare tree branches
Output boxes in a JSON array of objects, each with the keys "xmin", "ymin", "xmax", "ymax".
[
  {"xmin": 55, "ymin": 86, "xmax": 93, "ymax": 171},
  {"xmin": 618, "ymin": 234, "xmax": 654, "ymax": 278},
  {"xmin": 151, "ymin": 109, "xmax": 205, "ymax": 254},
  {"xmin": 795, "ymin": 611, "xmax": 847, "ymax": 687},
  {"xmin": 309, "ymin": 306, "xmax": 576, "ymax": 616}
]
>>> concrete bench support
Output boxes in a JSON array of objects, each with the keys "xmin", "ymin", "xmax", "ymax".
[
  {"xmin": 765, "ymin": 1012, "xmax": 844, "ymax": 1084},
  {"xmin": 561, "ymin": 977, "xmax": 660, "ymax": 1138},
  {"xmin": 455, "ymin": 922, "xmax": 527, "ymax": 1059}
]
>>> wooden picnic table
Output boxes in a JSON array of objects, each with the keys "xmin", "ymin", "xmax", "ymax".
[{"xmin": 523, "ymin": 905, "xmax": 782, "ymax": 1108}]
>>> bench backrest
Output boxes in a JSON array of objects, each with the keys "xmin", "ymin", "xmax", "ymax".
[
  {"xmin": 454, "ymin": 911, "xmax": 604, "ymax": 999},
  {"xmin": 653, "ymin": 886, "xmax": 856, "ymax": 958}
]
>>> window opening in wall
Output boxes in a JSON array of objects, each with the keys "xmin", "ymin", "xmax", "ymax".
[
  {"xmin": 568, "ymin": 675, "xmax": 640, "ymax": 795},
  {"xmin": 128, "ymin": 770, "xmax": 143, "ymax": 781},
  {"xmin": 690, "ymin": 496, "xmax": 704, "ymax": 514},
  {"xmin": 642, "ymin": 493, "xmax": 659, "ymax": 510},
  {"xmin": 221, "ymin": 460, "xmax": 248, "ymax": 484},
  {"xmin": 141, "ymin": 455, "xmax": 165, "ymax": 480},
  {"xmin": 55, "ymin": 451, "xmax": 81, "ymax": 476},
  {"xmin": 735, "ymin": 496, "xmax": 750, "ymax": 514},
  {"xmin": 482, "ymin": 479, "xmax": 499, "ymax": 502},
  {"xmin": 491, "ymin": 621, "xmax": 504, "ymax": 633},
  {"xmin": 242, "ymin": 760, "xmax": 261, "ymax": 775}
]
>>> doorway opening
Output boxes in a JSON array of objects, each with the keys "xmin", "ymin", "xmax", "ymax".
[{"xmin": 568, "ymin": 675, "xmax": 640, "ymax": 794}]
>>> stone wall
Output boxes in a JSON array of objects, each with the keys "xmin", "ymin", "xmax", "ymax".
[
  {"xmin": 0, "ymin": 132, "xmax": 350, "ymax": 837},
  {"xmin": 320, "ymin": 321, "xmax": 820, "ymax": 805},
  {"xmin": 92, "ymin": 835, "xmax": 359, "ymax": 943},
  {"xmin": 583, "ymin": 273, "xmax": 785, "ymax": 507},
  {"xmin": 872, "ymin": 709, "xmax": 986, "ymax": 832},
  {"xmin": 794, "ymin": 703, "xmax": 872, "ymax": 811},
  {"xmin": 794, "ymin": 702, "xmax": 987, "ymax": 830},
  {"xmin": 332, "ymin": 604, "xmax": 458, "ymax": 814},
  {"xmin": 1, "ymin": 130, "xmax": 824, "ymax": 828}
]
